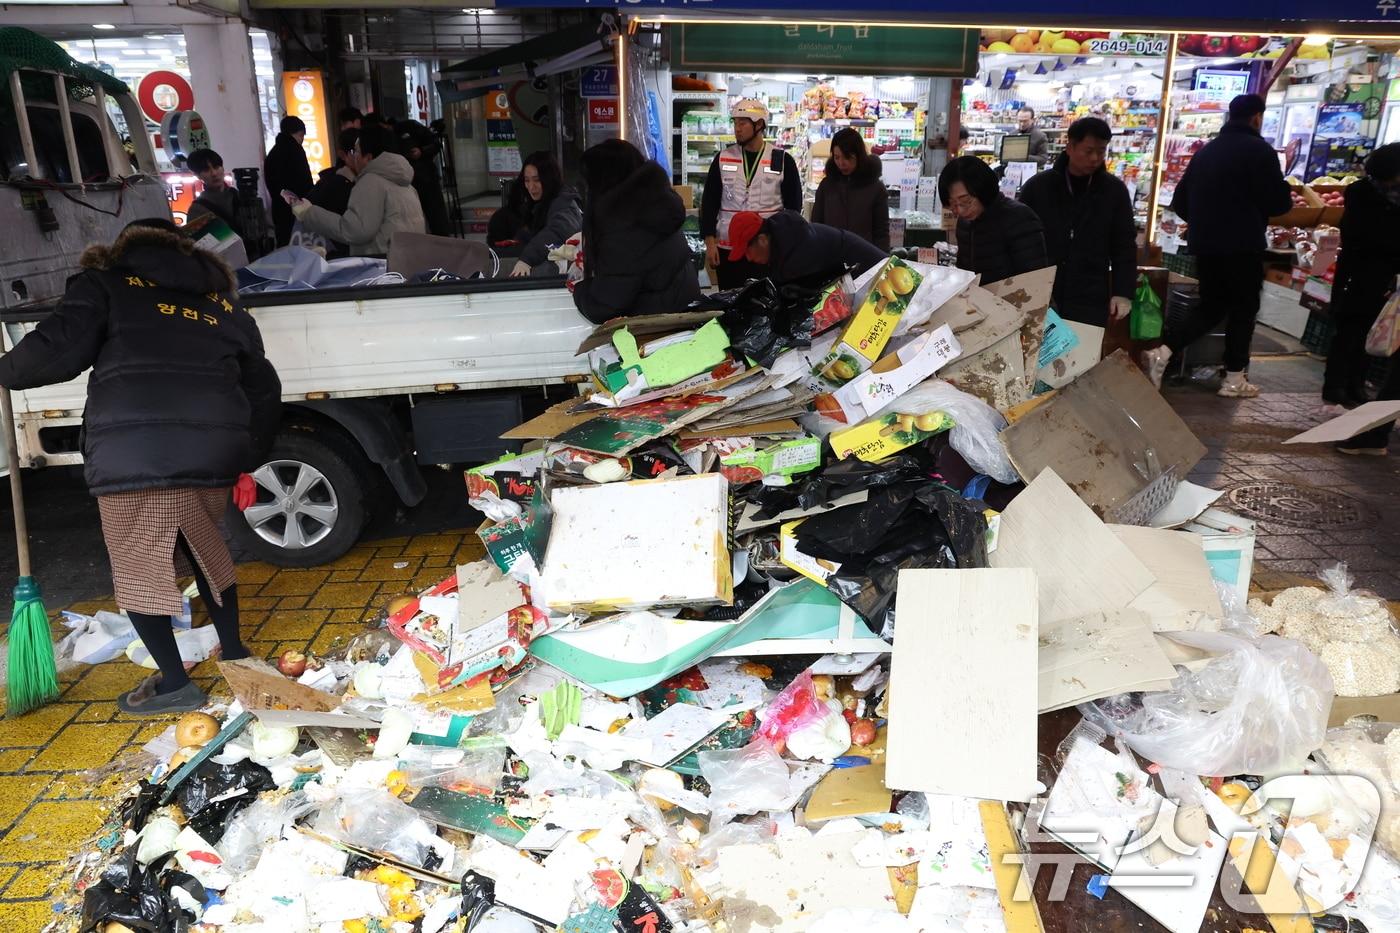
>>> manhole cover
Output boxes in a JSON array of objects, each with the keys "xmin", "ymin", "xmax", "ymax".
[{"xmin": 1225, "ymin": 482, "xmax": 1372, "ymax": 529}]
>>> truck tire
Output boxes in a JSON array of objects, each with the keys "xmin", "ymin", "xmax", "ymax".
[{"xmin": 227, "ymin": 427, "xmax": 372, "ymax": 568}]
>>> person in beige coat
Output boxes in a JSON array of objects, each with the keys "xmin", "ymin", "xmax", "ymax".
[{"xmin": 288, "ymin": 124, "xmax": 426, "ymax": 256}]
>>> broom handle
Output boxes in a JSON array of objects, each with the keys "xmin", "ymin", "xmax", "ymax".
[{"xmin": 0, "ymin": 388, "xmax": 31, "ymax": 578}]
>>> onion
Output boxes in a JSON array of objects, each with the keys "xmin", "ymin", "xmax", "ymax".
[
  {"xmin": 353, "ymin": 662, "xmax": 385, "ymax": 700},
  {"xmin": 174, "ymin": 712, "xmax": 219, "ymax": 747},
  {"xmin": 251, "ymin": 722, "xmax": 300, "ymax": 760},
  {"xmin": 373, "ymin": 707, "xmax": 414, "ymax": 759}
]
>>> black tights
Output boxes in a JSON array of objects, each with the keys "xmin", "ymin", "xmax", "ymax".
[{"xmin": 127, "ymin": 534, "xmax": 249, "ymax": 694}]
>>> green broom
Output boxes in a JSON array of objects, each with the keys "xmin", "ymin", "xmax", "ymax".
[{"xmin": 2, "ymin": 387, "xmax": 57, "ymax": 716}]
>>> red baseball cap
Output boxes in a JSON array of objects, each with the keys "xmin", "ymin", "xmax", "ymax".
[{"xmin": 727, "ymin": 211, "xmax": 764, "ymax": 262}]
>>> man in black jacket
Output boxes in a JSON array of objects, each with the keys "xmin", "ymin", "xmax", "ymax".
[
  {"xmin": 1152, "ymin": 94, "xmax": 1291, "ymax": 397},
  {"xmin": 264, "ymin": 116, "xmax": 314, "ymax": 248},
  {"xmin": 396, "ymin": 118, "xmax": 452, "ymax": 237},
  {"xmin": 1019, "ymin": 117, "xmax": 1137, "ymax": 328},
  {"xmin": 729, "ymin": 209, "xmax": 886, "ymax": 290}
]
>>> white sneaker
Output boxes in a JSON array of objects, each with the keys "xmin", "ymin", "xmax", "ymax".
[
  {"xmin": 1141, "ymin": 347, "xmax": 1172, "ymax": 389},
  {"xmin": 1217, "ymin": 372, "xmax": 1261, "ymax": 398}
]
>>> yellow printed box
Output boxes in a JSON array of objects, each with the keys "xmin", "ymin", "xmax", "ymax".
[
  {"xmin": 829, "ymin": 410, "xmax": 953, "ymax": 462},
  {"xmin": 840, "ymin": 257, "xmax": 923, "ymax": 364}
]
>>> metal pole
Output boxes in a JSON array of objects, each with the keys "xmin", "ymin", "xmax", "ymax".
[
  {"xmin": 9, "ymin": 71, "xmax": 41, "ymax": 180},
  {"xmin": 1145, "ymin": 33, "xmax": 1179, "ymax": 250},
  {"xmin": 53, "ymin": 74, "xmax": 84, "ymax": 185},
  {"xmin": 1, "ymin": 390, "xmax": 32, "ymax": 578}
]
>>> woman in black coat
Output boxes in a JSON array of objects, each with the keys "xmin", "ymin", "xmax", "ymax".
[
  {"xmin": 0, "ymin": 220, "xmax": 282, "ymax": 715},
  {"xmin": 1323, "ymin": 144, "xmax": 1400, "ymax": 410},
  {"xmin": 572, "ymin": 139, "xmax": 700, "ymax": 324},
  {"xmin": 812, "ymin": 128, "xmax": 890, "ymax": 251},
  {"xmin": 495, "ymin": 151, "xmax": 583, "ymax": 277},
  {"xmin": 939, "ymin": 155, "xmax": 1048, "ymax": 284}
]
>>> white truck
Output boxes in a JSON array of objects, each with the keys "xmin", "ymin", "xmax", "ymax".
[{"xmin": 2, "ymin": 31, "xmax": 592, "ymax": 568}]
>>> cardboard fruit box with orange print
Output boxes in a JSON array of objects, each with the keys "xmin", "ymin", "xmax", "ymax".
[{"xmin": 810, "ymin": 257, "xmax": 923, "ymax": 392}]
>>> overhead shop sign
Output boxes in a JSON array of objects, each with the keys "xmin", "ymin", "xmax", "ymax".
[
  {"xmin": 494, "ymin": 0, "xmax": 1400, "ymax": 28},
  {"xmin": 673, "ymin": 24, "xmax": 978, "ymax": 77}
]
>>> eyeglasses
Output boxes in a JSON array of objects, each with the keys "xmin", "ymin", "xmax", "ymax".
[{"xmin": 949, "ymin": 194, "xmax": 978, "ymax": 211}]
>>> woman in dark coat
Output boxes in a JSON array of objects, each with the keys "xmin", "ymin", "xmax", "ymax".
[
  {"xmin": 572, "ymin": 139, "xmax": 700, "ymax": 324},
  {"xmin": 0, "ymin": 219, "xmax": 282, "ymax": 715},
  {"xmin": 494, "ymin": 151, "xmax": 583, "ymax": 277},
  {"xmin": 939, "ymin": 155, "xmax": 1048, "ymax": 284},
  {"xmin": 812, "ymin": 128, "xmax": 890, "ymax": 251}
]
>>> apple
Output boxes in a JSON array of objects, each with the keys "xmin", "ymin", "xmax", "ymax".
[
  {"xmin": 850, "ymin": 719, "xmax": 877, "ymax": 746},
  {"xmin": 277, "ymin": 650, "xmax": 308, "ymax": 677}
]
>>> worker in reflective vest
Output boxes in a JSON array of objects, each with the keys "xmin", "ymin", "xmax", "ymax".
[{"xmin": 700, "ymin": 98, "xmax": 803, "ymax": 289}]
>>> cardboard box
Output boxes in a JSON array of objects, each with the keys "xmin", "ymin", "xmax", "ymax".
[
  {"xmin": 719, "ymin": 436, "xmax": 822, "ymax": 485},
  {"xmin": 1000, "ymin": 351, "xmax": 1207, "ymax": 523},
  {"xmin": 1328, "ymin": 692, "xmax": 1400, "ymax": 727},
  {"xmin": 829, "ymin": 409, "xmax": 953, "ymax": 462},
  {"xmin": 541, "ymin": 473, "xmax": 732, "ymax": 612},
  {"xmin": 612, "ymin": 318, "xmax": 731, "ymax": 389},
  {"xmin": 813, "ymin": 324, "xmax": 962, "ymax": 424},
  {"xmin": 465, "ymin": 450, "xmax": 544, "ymax": 506},
  {"xmin": 779, "ymin": 520, "xmax": 841, "ymax": 585},
  {"xmin": 476, "ymin": 488, "xmax": 552, "ymax": 574},
  {"xmin": 812, "ymin": 257, "xmax": 925, "ymax": 389}
]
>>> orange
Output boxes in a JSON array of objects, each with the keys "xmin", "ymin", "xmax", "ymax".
[{"xmin": 1010, "ymin": 33, "xmax": 1036, "ymax": 53}]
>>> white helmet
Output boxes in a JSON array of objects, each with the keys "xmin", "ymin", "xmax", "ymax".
[{"xmin": 730, "ymin": 98, "xmax": 770, "ymax": 126}]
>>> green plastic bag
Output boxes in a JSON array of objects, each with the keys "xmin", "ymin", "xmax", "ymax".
[{"xmin": 1129, "ymin": 274, "xmax": 1164, "ymax": 341}]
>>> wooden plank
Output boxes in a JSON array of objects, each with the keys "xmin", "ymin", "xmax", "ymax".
[
  {"xmin": 885, "ymin": 568, "xmax": 1038, "ymax": 802},
  {"xmin": 988, "ymin": 469, "xmax": 1155, "ymax": 625}
]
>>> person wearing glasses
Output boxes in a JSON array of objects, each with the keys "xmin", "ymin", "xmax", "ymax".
[{"xmin": 939, "ymin": 155, "xmax": 1048, "ymax": 284}]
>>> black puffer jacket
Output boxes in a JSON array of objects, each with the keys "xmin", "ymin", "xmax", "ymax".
[
  {"xmin": 0, "ymin": 226, "xmax": 282, "ymax": 496},
  {"xmin": 1170, "ymin": 121, "xmax": 1291, "ymax": 256},
  {"xmin": 954, "ymin": 195, "xmax": 1049, "ymax": 285},
  {"xmin": 573, "ymin": 162, "xmax": 700, "ymax": 324},
  {"xmin": 764, "ymin": 210, "xmax": 887, "ymax": 290},
  {"xmin": 1334, "ymin": 178, "xmax": 1400, "ymax": 317},
  {"xmin": 1018, "ymin": 154, "xmax": 1137, "ymax": 326},
  {"xmin": 264, "ymin": 131, "xmax": 314, "ymax": 246},
  {"xmin": 812, "ymin": 159, "xmax": 890, "ymax": 251}
]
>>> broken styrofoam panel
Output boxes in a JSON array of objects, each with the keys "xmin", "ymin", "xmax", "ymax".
[
  {"xmin": 541, "ymin": 473, "xmax": 733, "ymax": 613},
  {"xmin": 885, "ymin": 568, "xmax": 1039, "ymax": 803}
]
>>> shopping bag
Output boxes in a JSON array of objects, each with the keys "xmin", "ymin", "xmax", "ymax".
[
  {"xmin": 1128, "ymin": 274, "xmax": 1163, "ymax": 341},
  {"xmin": 1364, "ymin": 278, "xmax": 1400, "ymax": 357}
]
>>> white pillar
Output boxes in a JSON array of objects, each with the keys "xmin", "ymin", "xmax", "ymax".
[{"xmin": 183, "ymin": 23, "xmax": 264, "ymax": 173}]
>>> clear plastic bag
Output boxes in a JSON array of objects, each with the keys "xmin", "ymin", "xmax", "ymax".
[
  {"xmin": 755, "ymin": 670, "xmax": 827, "ymax": 751},
  {"xmin": 874, "ymin": 379, "xmax": 1014, "ymax": 483},
  {"xmin": 699, "ymin": 740, "xmax": 794, "ymax": 826},
  {"xmin": 310, "ymin": 788, "xmax": 439, "ymax": 866},
  {"xmin": 217, "ymin": 790, "xmax": 318, "ymax": 874},
  {"xmin": 399, "ymin": 739, "xmax": 509, "ymax": 795},
  {"xmin": 889, "ymin": 263, "xmax": 977, "ymax": 338},
  {"xmin": 1079, "ymin": 629, "xmax": 1334, "ymax": 776}
]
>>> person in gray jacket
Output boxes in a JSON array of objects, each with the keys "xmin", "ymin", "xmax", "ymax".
[{"xmin": 288, "ymin": 124, "xmax": 425, "ymax": 257}]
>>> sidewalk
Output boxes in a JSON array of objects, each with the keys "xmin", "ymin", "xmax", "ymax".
[
  {"xmin": 0, "ymin": 355, "xmax": 1394, "ymax": 926},
  {"xmin": 0, "ymin": 533, "xmax": 483, "ymax": 927}
]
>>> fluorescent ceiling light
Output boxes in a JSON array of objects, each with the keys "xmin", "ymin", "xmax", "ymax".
[{"xmin": 94, "ymin": 23, "xmax": 115, "ymax": 29}]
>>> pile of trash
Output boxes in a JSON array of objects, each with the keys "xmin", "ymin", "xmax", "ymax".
[{"xmin": 62, "ymin": 260, "xmax": 1400, "ymax": 933}]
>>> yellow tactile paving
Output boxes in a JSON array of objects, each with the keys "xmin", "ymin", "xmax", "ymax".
[{"xmin": 0, "ymin": 532, "xmax": 475, "ymax": 919}]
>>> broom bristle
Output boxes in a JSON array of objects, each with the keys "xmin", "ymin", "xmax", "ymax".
[{"xmin": 6, "ymin": 597, "xmax": 59, "ymax": 717}]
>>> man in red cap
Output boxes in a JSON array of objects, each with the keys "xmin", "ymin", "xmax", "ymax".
[{"xmin": 728, "ymin": 209, "xmax": 886, "ymax": 290}]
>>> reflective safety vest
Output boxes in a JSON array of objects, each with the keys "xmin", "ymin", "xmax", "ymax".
[{"xmin": 715, "ymin": 142, "xmax": 786, "ymax": 249}]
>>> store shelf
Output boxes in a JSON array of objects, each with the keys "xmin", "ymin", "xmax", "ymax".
[{"xmin": 672, "ymin": 91, "xmax": 725, "ymax": 102}]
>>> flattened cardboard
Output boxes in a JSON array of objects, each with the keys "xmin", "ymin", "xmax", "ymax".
[
  {"xmin": 502, "ymin": 398, "xmax": 602, "ymax": 441},
  {"xmin": 939, "ymin": 330, "xmax": 1029, "ymax": 411},
  {"xmin": 1111, "ymin": 525, "xmax": 1224, "ymax": 632},
  {"xmin": 1037, "ymin": 320, "xmax": 1104, "ymax": 390},
  {"xmin": 714, "ymin": 834, "xmax": 895, "ymax": 930},
  {"xmin": 805, "ymin": 763, "xmax": 892, "ymax": 821},
  {"xmin": 575, "ymin": 310, "xmax": 723, "ymax": 354},
  {"xmin": 680, "ymin": 418, "xmax": 802, "ymax": 440},
  {"xmin": 980, "ymin": 266, "xmax": 1056, "ymax": 317},
  {"xmin": 1283, "ymin": 400, "xmax": 1400, "ymax": 445},
  {"xmin": 219, "ymin": 658, "xmax": 380, "ymax": 729},
  {"xmin": 987, "ymin": 469, "xmax": 1155, "ymax": 624},
  {"xmin": 942, "ymin": 287, "xmax": 1027, "ymax": 359},
  {"xmin": 885, "ymin": 568, "xmax": 1038, "ymax": 802},
  {"xmin": 999, "ymin": 351, "xmax": 1207, "ymax": 519},
  {"xmin": 457, "ymin": 560, "xmax": 525, "ymax": 633},
  {"xmin": 613, "ymin": 318, "xmax": 731, "ymax": 389},
  {"xmin": 1038, "ymin": 608, "xmax": 1178, "ymax": 712}
]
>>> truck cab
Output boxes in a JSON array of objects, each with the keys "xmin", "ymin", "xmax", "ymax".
[{"xmin": 1, "ymin": 29, "xmax": 593, "ymax": 568}]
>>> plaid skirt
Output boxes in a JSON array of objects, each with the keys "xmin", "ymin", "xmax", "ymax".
[{"xmin": 97, "ymin": 487, "xmax": 237, "ymax": 616}]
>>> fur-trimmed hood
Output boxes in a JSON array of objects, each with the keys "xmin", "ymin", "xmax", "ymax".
[{"xmin": 80, "ymin": 225, "xmax": 236, "ymax": 294}]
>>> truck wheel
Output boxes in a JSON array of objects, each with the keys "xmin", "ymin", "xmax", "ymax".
[{"xmin": 228, "ymin": 428, "xmax": 371, "ymax": 568}]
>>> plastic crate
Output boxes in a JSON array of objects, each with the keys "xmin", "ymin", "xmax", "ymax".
[{"xmin": 1302, "ymin": 310, "xmax": 1335, "ymax": 355}]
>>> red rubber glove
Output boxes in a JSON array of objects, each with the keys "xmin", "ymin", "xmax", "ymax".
[{"xmin": 233, "ymin": 473, "xmax": 256, "ymax": 511}]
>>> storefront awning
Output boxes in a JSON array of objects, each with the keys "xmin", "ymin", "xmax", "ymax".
[{"xmin": 440, "ymin": 21, "xmax": 610, "ymax": 76}]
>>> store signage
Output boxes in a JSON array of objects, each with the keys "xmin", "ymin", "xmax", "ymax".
[
  {"xmin": 588, "ymin": 98, "xmax": 620, "ymax": 125},
  {"xmin": 673, "ymin": 24, "xmax": 978, "ymax": 77},
  {"xmin": 1087, "ymin": 35, "xmax": 1170, "ymax": 56},
  {"xmin": 486, "ymin": 89, "xmax": 523, "ymax": 176},
  {"xmin": 496, "ymin": 0, "xmax": 1400, "ymax": 26},
  {"xmin": 282, "ymin": 71, "xmax": 333, "ymax": 175},
  {"xmin": 582, "ymin": 66, "xmax": 619, "ymax": 98},
  {"xmin": 136, "ymin": 70, "xmax": 194, "ymax": 125}
]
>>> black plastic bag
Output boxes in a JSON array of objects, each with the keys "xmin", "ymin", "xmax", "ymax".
[
  {"xmin": 742, "ymin": 452, "xmax": 928, "ymax": 520},
  {"xmin": 173, "ymin": 759, "xmax": 275, "ymax": 844},
  {"xmin": 800, "ymin": 483, "xmax": 989, "ymax": 622},
  {"xmin": 121, "ymin": 779, "xmax": 164, "ymax": 833},
  {"xmin": 80, "ymin": 850, "xmax": 194, "ymax": 933},
  {"xmin": 690, "ymin": 278, "xmax": 818, "ymax": 368},
  {"xmin": 461, "ymin": 869, "xmax": 497, "ymax": 932}
]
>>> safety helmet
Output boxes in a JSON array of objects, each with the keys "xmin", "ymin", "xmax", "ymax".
[{"xmin": 730, "ymin": 98, "xmax": 770, "ymax": 126}]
